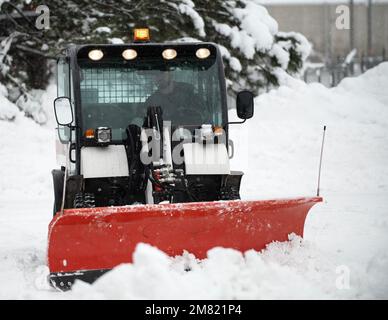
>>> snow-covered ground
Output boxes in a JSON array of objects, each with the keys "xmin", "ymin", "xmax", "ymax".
[{"xmin": 0, "ymin": 63, "xmax": 387, "ymax": 299}]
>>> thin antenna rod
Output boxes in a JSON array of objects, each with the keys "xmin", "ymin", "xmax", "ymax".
[{"xmin": 317, "ymin": 126, "xmax": 327, "ymax": 197}]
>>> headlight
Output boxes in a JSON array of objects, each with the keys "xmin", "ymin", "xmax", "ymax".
[
  {"xmin": 96, "ymin": 127, "xmax": 112, "ymax": 144},
  {"xmin": 162, "ymin": 49, "xmax": 177, "ymax": 60},
  {"xmin": 196, "ymin": 48, "xmax": 210, "ymax": 59},
  {"xmin": 88, "ymin": 49, "xmax": 104, "ymax": 61},
  {"xmin": 122, "ymin": 49, "xmax": 137, "ymax": 60}
]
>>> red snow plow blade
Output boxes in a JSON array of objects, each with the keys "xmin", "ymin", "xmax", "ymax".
[{"xmin": 47, "ymin": 197, "xmax": 321, "ymax": 289}]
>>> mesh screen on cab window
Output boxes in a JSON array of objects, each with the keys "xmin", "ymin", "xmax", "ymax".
[{"xmin": 80, "ymin": 68, "xmax": 156, "ymax": 104}]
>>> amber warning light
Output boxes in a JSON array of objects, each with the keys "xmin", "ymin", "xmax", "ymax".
[{"xmin": 134, "ymin": 28, "xmax": 150, "ymax": 42}]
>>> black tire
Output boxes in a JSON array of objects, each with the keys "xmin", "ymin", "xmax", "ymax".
[
  {"xmin": 73, "ymin": 193, "xmax": 84, "ymax": 208},
  {"xmin": 220, "ymin": 186, "xmax": 241, "ymax": 201},
  {"xmin": 52, "ymin": 169, "xmax": 64, "ymax": 216},
  {"xmin": 73, "ymin": 192, "xmax": 95, "ymax": 208}
]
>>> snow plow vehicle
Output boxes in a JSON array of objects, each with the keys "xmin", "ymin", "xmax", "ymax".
[{"xmin": 48, "ymin": 28, "xmax": 322, "ymax": 290}]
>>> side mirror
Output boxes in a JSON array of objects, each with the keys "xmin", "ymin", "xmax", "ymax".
[
  {"xmin": 236, "ymin": 90, "xmax": 254, "ymax": 120},
  {"xmin": 54, "ymin": 97, "xmax": 73, "ymax": 126}
]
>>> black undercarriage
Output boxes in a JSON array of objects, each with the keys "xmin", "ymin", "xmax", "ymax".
[
  {"xmin": 53, "ymin": 172, "xmax": 242, "ymax": 211},
  {"xmin": 49, "ymin": 269, "xmax": 110, "ymax": 291}
]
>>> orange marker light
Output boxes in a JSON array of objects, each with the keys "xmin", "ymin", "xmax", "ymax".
[
  {"xmin": 213, "ymin": 126, "xmax": 224, "ymax": 136},
  {"xmin": 85, "ymin": 128, "xmax": 95, "ymax": 139},
  {"xmin": 134, "ymin": 28, "xmax": 150, "ymax": 42}
]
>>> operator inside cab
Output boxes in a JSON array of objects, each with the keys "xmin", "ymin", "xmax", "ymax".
[{"xmin": 146, "ymin": 71, "xmax": 205, "ymax": 124}]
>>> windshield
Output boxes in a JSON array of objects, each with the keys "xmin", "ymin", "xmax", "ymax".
[{"xmin": 79, "ymin": 55, "xmax": 223, "ymax": 141}]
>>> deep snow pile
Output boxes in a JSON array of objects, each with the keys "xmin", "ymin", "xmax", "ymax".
[
  {"xmin": 0, "ymin": 84, "xmax": 18, "ymax": 121},
  {"xmin": 0, "ymin": 63, "xmax": 388, "ymax": 299}
]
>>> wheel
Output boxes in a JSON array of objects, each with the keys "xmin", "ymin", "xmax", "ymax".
[
  {"xmin": 73, "ymin": 193, "xmax": 84, "ymax": 208},
  {"xmin": 73, "ymin": 192, "xmax": 96, "ymax": 208},
  {"xmin": 219, "ymin": 186, "xmax": 241, "ymax": 201}
]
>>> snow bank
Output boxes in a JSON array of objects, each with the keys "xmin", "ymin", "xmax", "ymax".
[
  {"xmin": 0, "ymin": 113, "xmax": 56, "ymax": 299},
  {"xmin": 71, "ymin": 228, "xmax": 387, "ymax": 299},
  {"xmin": 231, "ymin": 63, "xmax": 388, "ymax": 198},
  {"xmin": 0, "ymin": 84, "xmax": 18, "ymax": 121},
  {"xmin": 70, "ymin": 240, "xmax": 332, "ymax": 299},
  {"xmin": 0, "ymin": 81, "xmax": 57, "ymax": 125}
]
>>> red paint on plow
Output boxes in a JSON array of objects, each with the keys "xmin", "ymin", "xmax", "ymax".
[{"xmin": 47, "ymin": 197, "xmax": 322, "ymax": 274}]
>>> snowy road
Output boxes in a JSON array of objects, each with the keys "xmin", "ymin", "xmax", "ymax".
[{"xmin": 0, "ymin": 64, "xmax": 387, "ymax": 299}]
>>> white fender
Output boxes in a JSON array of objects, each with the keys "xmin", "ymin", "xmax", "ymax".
[
  {"xmin": 183, "ymin": 143, "xmax": 230, "ymax": 175},
  {"xmin": 81, "ymin": 145, "xmax": 129, "ymax": 178}
]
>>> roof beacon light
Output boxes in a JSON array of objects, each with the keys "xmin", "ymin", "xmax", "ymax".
[
  {"xmin": 162, "ymin": 48, "xmax": 177, "ymax": 60},
  {"xmin": 196, "ymin": 48, "xmax": 211, "ymax": 59},
  {"xmin": 122, "ymin": 49, "xmax": 137, "ymax": 60},
  {"xmin": 88, "ymin": 49, "xmax": 104, "ymax": 61},
  {"xmin": 134, "ymin": 28, "xmax": 150, "ymax": 42}
]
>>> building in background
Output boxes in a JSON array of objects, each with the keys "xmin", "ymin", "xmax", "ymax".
[{"xmin": 261, "ymin": 0, "xmax": 388, "ymax": 62}]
